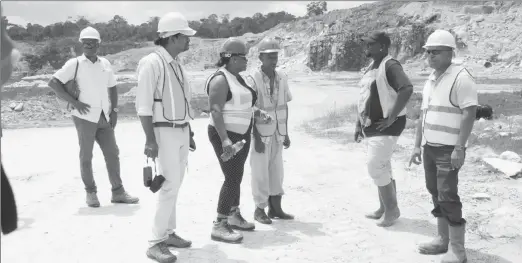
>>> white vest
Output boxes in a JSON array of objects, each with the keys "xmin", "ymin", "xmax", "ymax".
[
  {"xmin": 205, "ymin": 67, "xmax": 253, "ymax": 134},
  {"xmin": 150, "ymin": 49, "xmax": 193, "ymax": 124},
  {"xmin": 249, "ymin": 69, "xmax": 288, "ymax": 137},
  {"xmin": 422, "ymin": 65, "xmax": 470, "ymax": 146},
  {"xmin": 357, "ymin": 55, "xmax": 407, "ymax": 126}
]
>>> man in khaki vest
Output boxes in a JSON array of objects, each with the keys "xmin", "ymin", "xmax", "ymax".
[
  {"xmin": 245, "ymin": 38, "xmax": 294, "ymax": 225},
  {"xmin": 135, "ymin": 12, "xmax": 196, "ymax": 263}
]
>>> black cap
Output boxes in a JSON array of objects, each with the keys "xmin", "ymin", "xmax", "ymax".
[{"xmin": 361, "ymin": 31, "xmax": 391, "ymax": 46}]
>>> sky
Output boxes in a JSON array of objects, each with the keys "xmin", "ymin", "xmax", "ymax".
[{"xmin": 2, "ymin": 1, "xmax": 373, "ymax": 27}]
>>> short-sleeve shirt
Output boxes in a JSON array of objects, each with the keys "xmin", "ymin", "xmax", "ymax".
[
  {"xmin": 363, "ymin": 59, "xmax": 413, "ymax": 137},
  {"xmin": 53, "ymin": 54, "xmax": 117, "ymax": 123},
  {"xmin": 421, "ymin": 64, "xmax": 478, "ymax": 111}
]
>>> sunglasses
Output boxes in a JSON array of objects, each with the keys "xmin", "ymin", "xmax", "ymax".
[{"xmin": 426, "ymin": 49, "xmax": 450, "ymax": 55}]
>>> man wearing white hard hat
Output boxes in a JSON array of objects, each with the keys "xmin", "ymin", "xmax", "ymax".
[
  {"xmin": 135, "ymin": 12, "xmax": 196, "ymax": 263},
  {"xmin": 245, "ymin": 38, "xmax": 294, "ymax": 225},
  {"xmin": 409, "ymin": 29, "xmax": 477, "ymax": 263},
  {"xmin": 48, "ymin": 26, "xmax": 139, "ymax": 208}
]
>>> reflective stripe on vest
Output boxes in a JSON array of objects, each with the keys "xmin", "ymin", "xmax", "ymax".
[
  {"xmin": 152, "ymin": 51, "xmax": 192, "ymax": 124},
  {"xmin": 206, "ymin": 67, "xmax": 253, "ymax": 134},
  {"xmin": 422, "ymin": 65, "xmax": 469, "ymax": 146},
  {"xmin": 251, "ymin": 69, "xmax": 288, "ymax": 137},
  {"xmin": 374, "ymin": 55, "xmax": 407, "ymax": 118}
]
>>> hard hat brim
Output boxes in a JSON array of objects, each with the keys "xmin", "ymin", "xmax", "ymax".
[
  {"xmin": 79, "ymin": 37, "xmax": 101, "ymax": 43},
  {"xmin": 259, "ymin": 49, "xmax": 280, "ymax": 53},
  {"xmin": 422, "ymin": 44, "xmax": 455, "ymax": 49},
  {"xmin": 158, "ymin": 28, "xmax": 197, "ymax": 38}
]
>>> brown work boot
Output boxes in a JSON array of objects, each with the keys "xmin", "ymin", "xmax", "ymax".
[
  {"xmin": 211, "ymin": 218, "xmax": 243, "ymax": 244},
  {"xmin": 268, "ymin": 195, "xmax": 294, "ymax": 220},
  {"xmin": 254, "ymin": 207, "xmax": 272, "ymax": 224},
  {"xmin": 418, "ymin": 217, "xmax": 449, "ymax": 255},
  {"xmin": 111, "ymin": 191, "xmax": 139, "ymax": 204},
  {"xmin": 146, "ymin": 242, "xmax": 177, "ymax": 263},
  {"xmin": 165, "ymin": 232, "xmax": 192, "ymax": 248},
  {"xmin": 441, "ymin": 223, "xmax": 468, "ymax": 263},
  {"xmin": 86, "ymin": 192, "xmax": 100, "ymax": 207},
  {"xmin": 228, "ymin": 207, "xmax": 255, "ymax": 231}
]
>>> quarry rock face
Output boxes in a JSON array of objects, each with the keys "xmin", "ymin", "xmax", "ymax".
[{"xmin": 308, "ymin": 23, "xmax": 435, "ymax": 71}]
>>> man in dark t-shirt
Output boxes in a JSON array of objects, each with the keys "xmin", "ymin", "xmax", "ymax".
[{"xmin": 356, "ymin": 31, "xmax": 414, "ymax": 228}]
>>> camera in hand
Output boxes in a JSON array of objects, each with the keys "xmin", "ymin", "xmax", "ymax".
[{"xmin": 149, "ymin": 175, "xmax": 166, "ymax": 193}]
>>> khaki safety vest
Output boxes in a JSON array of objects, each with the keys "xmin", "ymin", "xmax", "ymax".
[
  {"xmin": 248, "ymin": 69, "xmax": 288, "ymax": 137},
  {"xmin": 205, "ymin": 67, "xmax": 254, "ymax": 134},
  {"xmin": 152, "ymin": 50, "xmax": 193, "ymax": 124}
]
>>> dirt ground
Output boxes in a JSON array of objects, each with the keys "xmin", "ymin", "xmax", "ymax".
[{"xmin": 1, "ymin": 71, "xmax": 521, "ymax": 263}]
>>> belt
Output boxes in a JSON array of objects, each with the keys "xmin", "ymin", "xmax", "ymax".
[{"xmin": 153, "ymin": 122, "xmax": 189, "ymax": 128}]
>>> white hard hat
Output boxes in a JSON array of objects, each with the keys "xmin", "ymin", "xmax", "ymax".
[
  {"xmin": 157, "ymin": 12, "xmax": 196, "ymax": 38},
  {"xmin": 423, "ymin": 29, "xmax": 456, "ymax": 49},
  {"xmin": 79, "ymin": 26, "xmax": 101, "ymax": 43}
]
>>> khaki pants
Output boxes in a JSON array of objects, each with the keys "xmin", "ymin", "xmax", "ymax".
[
  {"xmin": 365, "ymin": 136, "xmax": 399, "ymax": 187},
  {"xmin": 250, "ymin": 135, "xmax": 285, "ymax": 209},
  {"xmin": 148, "ymin": 126, "xmax": 189, "ymax": 248}
]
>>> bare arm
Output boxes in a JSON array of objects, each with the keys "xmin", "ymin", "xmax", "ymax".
[
  {"xmin": 48, "ymin": 78, "xmax": 78, "ymax": 105},
  {"xmin": 455, "ymin": 106, "xmax": 477, "ymax": 147},
  {"xmin": 413, "ymin": 110, "xmax": 425, "ymax": 148},
  {"xmin": 109, "ymin": 85, "xmax": 118, "ymax": 109},
  {"xmin": 208, "ymin": 75, "xmax": 231, "ymax": 143},
  {"xmin": 386, "ymin": 63, "xmax": 414, "ymax": 119},
  {"xmin": 139, "ymin": 116, "xmax": 156, "ymax": 143}
]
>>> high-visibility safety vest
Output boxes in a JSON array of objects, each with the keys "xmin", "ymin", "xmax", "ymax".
[
  {"xmin": 248, "ymin": 69, "xmax": 289, "ymax": 137},
  {"xmin": 152, "ymin": 50, "xmax": 193, "ymax": 124},
  {"xmin": 375, "ymin": 55, "xmax": 407, "ymax": 119},
  {"xmin": 422, "ymin": 65, "xmax": 471, "ymax": 146},
  {"xmin": 205, "ymin": 67, "xmax": 254, "ymax": 135},
  {"xmin": 357, "ymin": 55, "xmax": 407, "ymax": 126}
]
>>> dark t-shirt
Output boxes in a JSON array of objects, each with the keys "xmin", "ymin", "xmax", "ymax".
[{"xmin": 363, "ymin": 59, "xmax": 413, "ymax": 137}]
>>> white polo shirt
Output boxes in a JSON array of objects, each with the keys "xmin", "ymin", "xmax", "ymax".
[{"xmin": 53, "ymin": 54, "xmax": 117, "ymax": 123}]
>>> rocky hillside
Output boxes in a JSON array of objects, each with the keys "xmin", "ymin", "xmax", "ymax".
[{"xmin": 105, "ymin": 1, "xmax": 522, "ymax": 78}]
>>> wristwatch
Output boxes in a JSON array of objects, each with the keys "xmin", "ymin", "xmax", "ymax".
[{"xmin": 112, "ymin": 108, "xmax": 119, "ymax": 113}]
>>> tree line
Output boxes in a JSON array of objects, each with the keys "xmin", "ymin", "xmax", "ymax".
[{"xmin": 2, "ymin": 11, "xmax": 297, "ymax": 42}]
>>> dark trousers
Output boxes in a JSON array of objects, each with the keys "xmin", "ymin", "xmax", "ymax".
[
  {"xmin": 72, "ymin": 113, "xmax": 124, "ymax": 194},
  {"xmin": 208, "ymin": 124, "xmax": 252, "ymax": 216},
  {"xmin": 1, "ymin": 163, "xmax": 18, "ymax": 234},
  {"xmin": 423, "ymin": 144, "xmax": 466, "ymax": 226}
]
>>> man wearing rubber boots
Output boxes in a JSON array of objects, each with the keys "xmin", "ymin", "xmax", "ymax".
[
  {"xmin": 356, "ymin": 31, "xmax": 413, "ymax": 227},
  {"xmin": 245, "ymin": 38, "xmax": 294, "ymax": 224},
  {"xmin": 135, "ymin": 12, "xmax": 196, "ymax": 263},
  {"xmin": 409, "ymin": 29, "xmax": 477, "ymax": 263},
  {"xmin": 49, "ymin": 26, "xmax": 139, "ymax": 208}
]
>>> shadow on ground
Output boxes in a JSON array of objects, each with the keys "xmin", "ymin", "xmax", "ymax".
[
  {"xmin": 385, "ymin": 217, "xmax": 437, "ymax": 237},
  {"xmin": 76, "ymin": 203, "xmax": 141, "ymax": 217},
  {"xmin": 271, "ymin": 220, "xmax": 327, "ymax": 237},
  {"xmin": 178, "ymin": 244, "xmax": 249, "ymax": 263},
  {"xmin": 240, "ymin": 229, "xmax": 300, "ymax": 249}
]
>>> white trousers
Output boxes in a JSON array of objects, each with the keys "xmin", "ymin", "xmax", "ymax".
[
  {"xmin": 148, "ymin": 126, "xmax": 189, "ymax": 248},
  {"xmin": 250, "ymin": 135, "xmax": 285, "ymax": 209},
  {"xmin": 365, "ymin": 136, "xmax": 399, "ymax": 187}
]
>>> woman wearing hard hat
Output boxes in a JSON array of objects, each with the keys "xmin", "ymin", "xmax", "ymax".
[
  {"xmin": 357, "ymin": 31, "xmax": 414, "ymax": 227},
  {"xmin": 409, "ymin": 29, "xmax": 477, "ymax": 263},
  {"xmin": 205, "ymin": 37, "xmax": 271, "ymax": 244}
]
